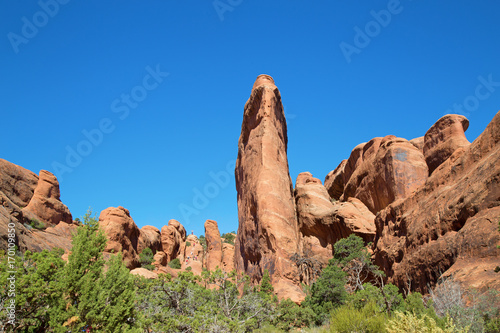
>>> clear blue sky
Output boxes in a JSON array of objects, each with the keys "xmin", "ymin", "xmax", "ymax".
[{"xmin": 1, "ymin": 1, "xmax": 499, "ymax": 236}]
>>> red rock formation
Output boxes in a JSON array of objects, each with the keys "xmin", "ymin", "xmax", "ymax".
[
  {"xmin": 153, "ymin": 251, "xmax": 168, "ymax": 268},
  {"xmin": 423, "ymin": 114, "xmax": 470, "ymax": 174},
  {"xmin": 343, "ymin": 136, "xmax": 428, "ymax": 213},
  {"xmin": 222, "ymin": 242, "xmax": 235, "ymax": 272},
  {"xmin": 130, "ymin": 267, "xmax": 158, "ymax": 279},
  {"xmin": 205, "ymin": 219, "xmax": 223, "ymax": 271},
  {"xmin": 373, "ymin": 111, "xmax": 500, "ymax": 293},
  {"xmin": 410, "ymin": 136, "xmax": 424, "ymax": 151},
  {"xmin": 138, "ymin": 225, "xmax": 162, "ymax": 254},
  {"xmin": 295, "ymin": 172, "xmax": 376, "ymax": 270},
  {"xmin": 161, "ymin": 219, "xmax": 186, "ymax": 262},
  {"xmin": 99, "ymin": 206, "xmax": 140, "ymax": 269},
  {"xmin": 324, "ymin": 160, "xmax": 346, "ymax": 200},
  {"xmin": 235, "ymin": 75, "xmax": 303, "ymax": 302},
  {"xmin": 0, "ymin": 160, "xmax": 77, "ymax": 253},
  {"xmin": 23, "ymin": 170, "xmax": 73, "ymax": 225},
  {"xmin": 0, "ymin": 158, "xmax": 38, "ymax": 207}
]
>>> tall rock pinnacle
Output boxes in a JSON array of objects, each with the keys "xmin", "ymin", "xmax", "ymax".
[{"xmin": 234, "ymin": 75, "xmax": 304, "ymax": 302}]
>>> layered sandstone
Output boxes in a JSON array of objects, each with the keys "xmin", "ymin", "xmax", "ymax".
[
  {"xmin": 373, "ymin": 112, "xmax": 500, "ymax": 293},
  {"xmin": 235, "ymin": 75, "xmax": 303, "ymax": 302}
]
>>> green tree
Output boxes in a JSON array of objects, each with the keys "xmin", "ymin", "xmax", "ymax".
[
  {"xmin": 272, "ymin": 299, "xmax": 315, "ymax": 331},
  {"xmin": 93, "ymin": 253, "xmax": 139, "ymax": 332},
  {"xmin": 259, "ymin": 269, "xmax": 274, "ymax": 296},
  {"xmin": 139, "ymin": 247, "xmax": 154, "ymax": 270},
  {"xmin": 168, "ymin": 258, "xmax": 181, "ymax": 269},
  {"xmin": 332, "ymin": 234, "xmax": 383, "ymax": 292},
  {"xmin": 48, "ymin": 209, "xmax": 138, "ymax": 332},
  {"xmin": 303, "ymin": 262, "xmax": 347, "ymax": 325},
  {"xmin": 221, "ymin": 232, "xmax": 236, "ymax": 245},
  {"xmin": 0, "ymin": 248, "xmax": 66, "ymax": 332}
]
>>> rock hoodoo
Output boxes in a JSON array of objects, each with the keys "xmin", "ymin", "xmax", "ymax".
[
  {"xmin": 423, "ymin": 114, "xmax": 470, "ymax": 174},
  {"xmin": 234, "ymin": 74, "xmax": 303, "ymax": 302},
  {"xmin": 23, "ymin": 170, "xmax": 73, "ymax": 225},
  {"xmin": 205, "ymin": 219, "xmax": 223, "ymax": 272},
  {"xmin": 99, "ymin": 206, "xmax": 141, "ymax": 269}
]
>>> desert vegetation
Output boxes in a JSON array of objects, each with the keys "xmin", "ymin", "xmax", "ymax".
[{"xmin": 1, "ymin": 214, "xmax": 498, "ymax": 332}]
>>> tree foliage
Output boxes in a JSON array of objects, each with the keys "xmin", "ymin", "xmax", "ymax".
[{"xmin": 139, "ymin": 247, "xmax": 154, "ymax": 270}]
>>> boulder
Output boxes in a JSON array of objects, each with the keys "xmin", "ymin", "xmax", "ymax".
[
  {"xmin": 99, "ymin": 206, "xmax": 140, "ymax": 269},
  {"xmin": 235, "ymin": 75, "xmax": 302, "ymax": 302},
  {"xmin": 130, "ymin": 267, "xmax": 158, "ymax": 279}
]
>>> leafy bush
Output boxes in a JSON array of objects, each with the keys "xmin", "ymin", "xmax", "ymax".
[
  {"xmin": 329, "ymin": 301, "xmax": 387, "ymax": 333},
  {"xmin": 386, "ymin": 311, "xmax": 468, "ymax": 333},
  {"xmin": 303, "ymin": 262, "xmax": 347, "ymax": 324},
  {"xmin": 168, "ymin": 258, "xmax": 181, "ymax": 269},
  {"xmin": 198, "ymin": 235, "xmax": 207, "ymax": 250},
  {"xmin": 139, "ymin": 247, "xmax": 154, "ymax": 270},
  {"xmin": 185, "ymin": 266, "xmax": 192, "ymax": 271},
  {"xmin": 28, "ymin": 218, "xmax": 46, "ymax": 230},
  {"xmin": 186, "ymin": 241, "xmax": 191, "ymax": 247},
  {"xmin": 222, "ymin": 232, "xmax": 235, "ymax": 245},
  {"xmin": 272, "ymin": 298, "xmax": 316, "ymax": 331}
]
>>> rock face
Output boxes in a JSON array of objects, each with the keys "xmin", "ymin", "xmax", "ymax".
[
  {"xmin": 23, "ymin": 170, "xmax": 73, "ymax": 225},
  {"xmin": 161, "ymin": 219, "xmax": 186, "ymax": 262},
  {"xmin": 0, "ymin": 158, "xmax": 38, "ymax": 207},
  {"xmin": 222, "ymin": 242, "xmax": 235, "ymax": 272},
  {"xmin": 99, "ymin": 206, "xmax": 140, "ymax": 269},
  {"xmin": 295, "ymin": 172, "xmax": 376, "ymax": 268},
  {"xmin": 423, "ymin": 114, "xmax": 470, "ymax": 174},
  {"xmin": 235, "ymin": 75, "xmax": 303, "ymax": 302},
  {"xmin": 205, "ymin": 219, "xmax": 223, "ymax": 271},
  {"xmin": 138, "ymin": 225, "xmax": 162, "ymax": 254},
  {"xmin": 0, "ymin": 160, "xmax": 77, "ymax": 253},
  {"xmin": 373, "ymin": 112, "xmax": 500, "ymax": 293},
  {"xmin": 324, "ymin": 160, "xmax": 346, "ymax": 200},
  {"xmin": 341, "ymin": 136, "xmax": 428, "ymax": 214}
]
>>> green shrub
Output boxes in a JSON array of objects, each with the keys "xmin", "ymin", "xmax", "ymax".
[
  {"xmin": 28, "ymin": 218, "xmax": 46, "ymax": 230},
  {"xmin": 198, "ymin": 235, "xmax": 207, "ymax": 249},
  {"xmin": 329, "ymin": 301, "xmax": 387, "ymax": 333},
  {"xmin": 139, "ymin": 247, "xmax": 155, "ymax": 270},
  {"xmin": 185, "ymin": 266, "xmax": 192, "ymax": 271},
  {"xmin": 386, "ymin": 311, "xmax": 468, "ymax": 333},
  {"xmin": 186, "ymin": 241, "xmax": 191, "ymax": 247},
  {"xmin": 303, "ymin": 263, "xmax": 347, "ymax": 325},
  {"xmin": 168, "ymin": 258, "xmax": 181, "ymax": 269},
  {"xmin": 222, "ymin": 232, "xmax": 235, "ymax": 245}
]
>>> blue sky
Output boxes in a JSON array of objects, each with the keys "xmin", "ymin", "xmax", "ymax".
[{"xmin": 1, "ymin": 1, "xmax": 499, "ymax": 237}]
